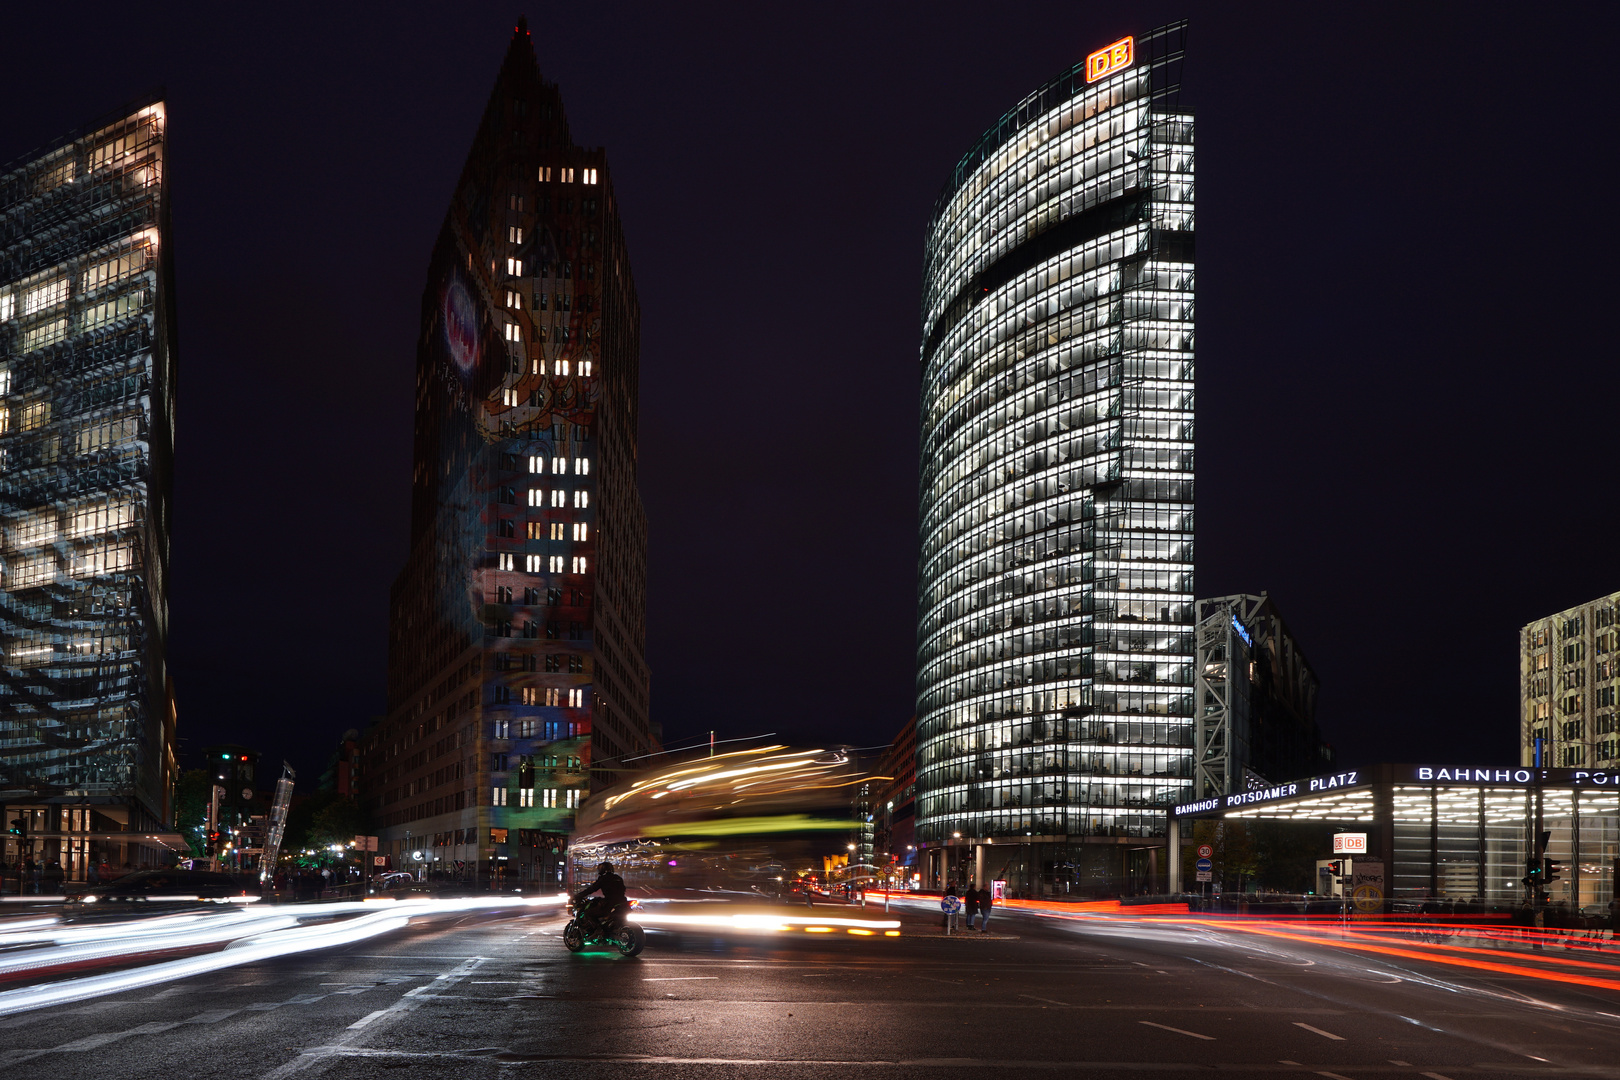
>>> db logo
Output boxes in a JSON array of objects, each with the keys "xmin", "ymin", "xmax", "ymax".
[{"xmin": 1085, "ymin": 36, "xmax": 1134, "ymax": 83}]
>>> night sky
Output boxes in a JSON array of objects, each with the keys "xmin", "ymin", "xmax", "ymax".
[{"xmin": 4, "ymin": 4, "xmax": 1615, "ymax": 788}]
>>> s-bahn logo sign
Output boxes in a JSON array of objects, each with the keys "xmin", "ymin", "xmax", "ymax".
[{"xmin": 1086, "ymin": 36, "xmax": 1134, "ymax": 83}]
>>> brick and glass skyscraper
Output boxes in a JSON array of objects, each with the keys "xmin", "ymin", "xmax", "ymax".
[
  {"xmin": 0, "ymin": 96, "xmax": 179, "ymax": 878},
  {"xmin": 364, "ymin": 22, "xmax": 654, "ymax": 885}
]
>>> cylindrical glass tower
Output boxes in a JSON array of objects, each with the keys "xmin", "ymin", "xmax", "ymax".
[{"xmin": 915, "ymin": 22, "xmax": 1194, "ymax": 897}]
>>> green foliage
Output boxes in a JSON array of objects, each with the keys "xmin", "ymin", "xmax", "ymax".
[
  {"xmin": 281, "ymin": 792, "xmax": 372, "ymax": 858},
  {"xmin": 173, "ymin": 769, "xmax": 213, "ymax": 857}
]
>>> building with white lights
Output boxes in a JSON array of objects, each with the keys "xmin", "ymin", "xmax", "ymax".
[
  {"xmin": 915, "ymin": 23, "xmax": 1194, "ymax": 897},
  {"xmin": 0, "ymin": 96, "xmax": 180, "ymax": 878},
  {"xmin": 1521, "ymin": 591, "xmax": 1620, "ymax": 769}
]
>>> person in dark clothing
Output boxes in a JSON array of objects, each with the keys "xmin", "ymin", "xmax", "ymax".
[
  {"xmin": 574, "ymin": 861, "xmax": 629, "ymax": 931},
  {"xmin": 977, "ymin": 885, "xmax": 995, "ymax": 931},
  {"xmin": 964, "ymin": 882, "xmax": 981, "ymax": 930}
]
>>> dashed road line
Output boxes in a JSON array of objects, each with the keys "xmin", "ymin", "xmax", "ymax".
[
  {"xmin": 346, "ymin": 1010, "xmax": 387, "ymax": 1030},
  {"xmin": 1137, "ymin": 1020, "xmax": 1214, "ymax": 1040},
  {"xmin": 1293, "ymin": 1021, "xmax": 1345, "ymax": 1041}
]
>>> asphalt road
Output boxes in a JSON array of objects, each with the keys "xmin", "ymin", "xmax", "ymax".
[{"xmin": 3, "ymin": 901, "xmax": 1619, "ymax": 1078}]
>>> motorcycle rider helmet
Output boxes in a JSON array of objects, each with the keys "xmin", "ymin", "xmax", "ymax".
[{"xmin": 597, "ymin": 861, "xmax": 614, "ymax": 875}]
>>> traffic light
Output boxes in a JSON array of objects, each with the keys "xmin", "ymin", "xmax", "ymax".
[
  {"xmin": 1325, "ymin": 860, "xmax": 1343, "ymax": 878},
  {"xmin": 1543, "ymin": 858, "xmax": 1562, "ymax": 887},
  {"xmin": 1522, "ymin": 857, "xmax": 1543, "ymax": 890},
  {"xmin": 7, "ymin": 817, "xmax": 25, "ymax": 841}
]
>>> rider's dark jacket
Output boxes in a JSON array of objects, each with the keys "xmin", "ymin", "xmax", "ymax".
[{"xmin": 576, "ymin": 870, "xmax": 627, "ymax": 907}]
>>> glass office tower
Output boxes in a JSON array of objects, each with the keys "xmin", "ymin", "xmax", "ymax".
[
  {"xmin": 0, "ymin": 96, "xmax": 179, "ymax": 878},
  {"xmin": 915, "ymin": 23, "xmax": 1193, "ymax": 897},
  {"xmin": 363, "ymin": 21, "xmax": 654, "ymax": 887}
]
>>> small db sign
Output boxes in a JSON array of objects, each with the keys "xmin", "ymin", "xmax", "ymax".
[
  {"xmin": 1333, "ymin": 833, "xmax": 1368, "ymax": 854},
  {"xmin": 1086, "ymin": 36, "xmax": 1134, "ymax": 83}
]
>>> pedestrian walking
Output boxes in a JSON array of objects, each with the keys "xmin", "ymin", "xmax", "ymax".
[
  {"xmin": 964, "ymin": 882, "xmax": 981, "ymax": 930},
  {"xmin": 977, "ymin": 884, "xmax": 995, "ymax": 932}
]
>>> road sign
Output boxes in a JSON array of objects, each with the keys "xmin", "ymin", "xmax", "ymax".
[
  {"xmin": 941, "ymin": 894, "xmax": 963, "ymax": 914},
  {"xmin": 1195, "ymin": 858, "xmax": 1212, "ymax": 872},
  {"xmin": 1333, "ymin": 833, "xmax": 1368, "ymax": 854},
  {"xmin": 1197, "ymin": 844, "xmax": 1213, "ymax": 859},
  {"xmin": 1196, "ymin": 871, "xmax": 1212, "ymax": 882}
]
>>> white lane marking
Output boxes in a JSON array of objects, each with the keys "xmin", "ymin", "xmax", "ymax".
[
  {"xmin": 347, "ymin": 1010, "xmax": 387, "ymax": 1030},
  {"xmin": 1278, "ymin": 1060, "xmax": 1302, "ymax": 1065},
  {"xmin": 1316, "ymin": 1073, "xmax": 1354, "ymax": 1080},
  {"xmin": 1138, "ymin": 1020, "xmax": 1214, "ymax": 1040},
  {"xmin": 1389, "ymin": 1062, "xmax": 1412, "ymax": 1068},
  {"xmin": 261, "ymin": 956, "xmax": 485, "ymax": 1080},
  {"xmin": 1019, "ymin": 994, "xmax": 1069, "ymax": 1006},
  {"xmin": 643, "ymin": 976, "xmax": 718, "ymax": 982},
  {"xmin": 1293, "ymin": 1022, "xmax": 1345, "ymax": 1041},
  {"xmin": 1420, "ymin": 1073, "xmax": 1456, "ymax": 1080}
]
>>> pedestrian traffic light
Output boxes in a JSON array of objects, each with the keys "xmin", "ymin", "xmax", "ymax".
[
  {"xmin": 7, "ymin": 818, "xmax": 24, "ymax": 840},
  {"xmin": 1325, "ymin": 860, "xmax": 1343, "ymax": 879},
  {"xmin": 1543, "ymin": 859, "xmax": 1562, "ymax": 887}
]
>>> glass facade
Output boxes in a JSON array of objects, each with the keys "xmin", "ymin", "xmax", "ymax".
[
  {"xmin": 0, "ymin": 97, "xmax": 178, "ymax": 877},
  {"xmin": 1200, "ymin": 768, "xmax": 1620, "ymax": 912},
  {"xmin": 915, "ymin": 23, "xmax": 1193, "ymax": 892},
  {"xmin": 361, "ymin": 23, "xmax": 653, "ymax": 887}
]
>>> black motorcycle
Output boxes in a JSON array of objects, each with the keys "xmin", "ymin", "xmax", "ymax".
[{"xmin": 563, "ymin": 897, "xmax": 646, "ymax": 956}]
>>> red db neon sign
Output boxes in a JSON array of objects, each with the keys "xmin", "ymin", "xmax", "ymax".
[{"xmin": 1085, "ymin": 36, "xmax": 1134, "ymax": 82}]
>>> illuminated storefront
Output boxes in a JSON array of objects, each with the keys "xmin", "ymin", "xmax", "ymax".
[
  {"xmin": 1168, "ymin": 765, "xmax": 1620, "ymax": 911},
  {"xmin": 915, "ymin": 22, "xmax": 1194, "ymax": 897},
  {"xmin": 0, "ymin": 96, "xmax": 181, "ymax": 876}
]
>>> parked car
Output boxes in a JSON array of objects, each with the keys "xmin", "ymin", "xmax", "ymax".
[{"xmin": 64, "ymin": 869, "xmax": 254, "ymax": 915}]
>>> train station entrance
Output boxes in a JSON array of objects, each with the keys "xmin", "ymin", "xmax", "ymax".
[{"xmin": 1166, "ymin": 764, "xmax": 1620, "ymax": 913}]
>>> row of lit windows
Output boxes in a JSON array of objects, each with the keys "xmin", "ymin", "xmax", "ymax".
[
  {"xmin": 493, "ymin": 719, "xmax": 583, "ymax": 740},
  {"xmin": 3, "ymin": 495, "xmax": 136, "ymax": 550},
  {"xmin": 930, "ymin": 154, "xmax": 1154, "ymax": 327},
  {"xmin": 923, "ymin": 372, "xmax": 1191, "ymax": 520},
  {"xmin": 926, "ymin": 77, "xmax": 1148, "ymax": 296},
  {"xmin": 493, "ymin": 553, "xmax": 589, "ymax": 574},
  {"xmin": 930, "ymin": 74, "xmax": 1144, "ymax": 266},
  {"xmin": 494, "ymin": 786, "xmax": 582, "ymax": 808},
  {"xmin": 931, "ymin": 121, "xmax": 1151, "ymax": 307},
  {"xmin": 2, "ymin": 541, "xmax": 135, "ymax": 589},
  {"xmin": 535, "ymin": 166, "xmax": 598, "ymax": 185},
  {"xmin": 527, "ymin": 488, "xmax": 588, "ymax": 509}
]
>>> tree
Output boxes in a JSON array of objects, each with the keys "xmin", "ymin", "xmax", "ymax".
[
  {"xmin": 173, "ymin": 769, "xmax": 213, "ymax": 857},
  {"xmin": 281, "ymin": 792, "xmax": 372, "ymax": 858}
]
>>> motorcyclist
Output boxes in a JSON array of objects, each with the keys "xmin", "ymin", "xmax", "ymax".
[{"xmin": 574, "ymin": 860, "xmax": 628, "ymax": 932}]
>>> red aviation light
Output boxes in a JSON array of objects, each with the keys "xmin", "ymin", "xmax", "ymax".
[{"xmin": 1085, "ymin": 36, "xmax": 1134, "ymax": 82}]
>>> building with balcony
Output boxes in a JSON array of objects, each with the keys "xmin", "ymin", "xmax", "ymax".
[
  {"xmin": 1521, "ymin": 591, "xmax": 1620, "ymax": 769},
  {"xmin": 0, "ymin": 95, "xmax": 180, "ymax": 879},
  {"xmin": 915, "ymin": 24, "xmax": 1194, "ymax": 898},
  {"xmin": 361, "ymin": 21, "xmax": 655, "ymax": 888}
]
